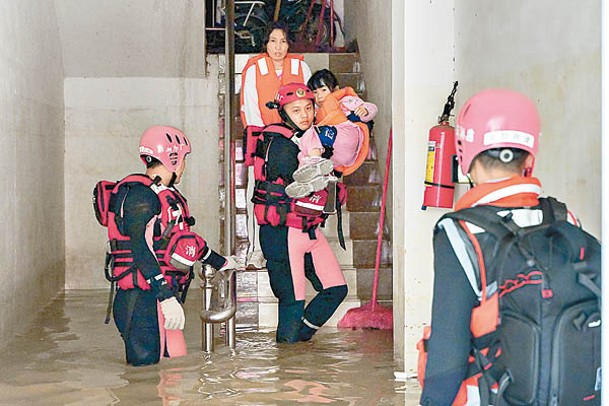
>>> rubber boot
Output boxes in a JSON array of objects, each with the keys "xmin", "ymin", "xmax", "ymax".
[{"xmin": 299, "ymin": 285, "xmax": 348, "ymax": 341}]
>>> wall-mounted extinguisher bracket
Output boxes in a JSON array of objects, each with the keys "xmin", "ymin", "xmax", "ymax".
[{"xmin": 422, "ymin": 81, "xmax": 459, "ymax": 210}]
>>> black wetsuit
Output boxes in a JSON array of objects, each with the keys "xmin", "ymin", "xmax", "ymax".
[{"xmin": 256, "ymin": 128, "xmax": 347, "ymax": 343}]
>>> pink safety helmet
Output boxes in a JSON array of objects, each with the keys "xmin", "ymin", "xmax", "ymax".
[
  {"xmin": 455, "ymin": 89, "xmax": 541, "ymax": 176},
  {"xmin": 275, "ymin": 82, "xmax": 315, "ymax": 109},
  {"xmin": 139, "ymin": 125, "xmax": 192, "ymax": 172}
]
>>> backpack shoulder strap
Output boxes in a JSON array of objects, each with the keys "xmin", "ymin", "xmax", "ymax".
[
  {"xmin": 439, "ymin": 206, "xmax": 524, "ymax": 301},
  {"xmin": 538, "ymin": 196, "xmax": 567, "ymax": 223},
  {"xmin": 436, "ymin": 214, "xmax": 484, "ymax": 300},
  {"xmin": 443, "ymin": 205, "xmax": 519, "ymax": 241}
]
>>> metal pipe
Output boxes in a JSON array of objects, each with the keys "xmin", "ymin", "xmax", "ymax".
[
  {"xmin": 601, "ymin": 0, "xmax": 608, "ymax": 396},
  {"xmin": 201, "ymin": 266, "xmax": 215, "ymax": 352},
  {"xmin": 224, "ymin": 0, "xmax": 237, "ymax": 351},
  {"xmin": 201, "ymin": 269, "xmax": 237, "ymax": 323},
  {"xmin": 225, "ymin": 270, "xmax": 237, "ymax": 349}
]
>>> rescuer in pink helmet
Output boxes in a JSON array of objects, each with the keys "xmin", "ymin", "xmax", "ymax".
[
  {"xmin": 251, "ymin": 83, "xmax": 348, "ymax": 343},
  {"xmin": 455, "ymin": 88, "xmax": 540, "ymax": 179},
  {"xmin": 99, "ymin": 125, "xmax": 241, "ymax": 366},
  {"xmin": 420, "ymin": 89, "xmax": 585, "ymax": 405},
  {"xmin": 138, "ymin": 125, "xmax": 192, "ymax": 185}
]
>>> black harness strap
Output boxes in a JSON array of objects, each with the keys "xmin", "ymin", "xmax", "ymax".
[
  {"xmin": 336, "ymin": 193, "xmax": 346, "ymax": 250},
  {"xmin": 121, "ymin": 289, "xmax": 141, "ymax": 341}
]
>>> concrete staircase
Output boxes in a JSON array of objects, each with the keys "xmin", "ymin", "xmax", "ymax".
[{"xmin": 217, "ymin": 52, "xmax": 392, "ymax": 330}]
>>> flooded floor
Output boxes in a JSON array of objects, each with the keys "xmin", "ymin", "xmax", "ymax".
[{"xmin": 0, "ymin": 290, "xmax": 421, "ymax": 405}]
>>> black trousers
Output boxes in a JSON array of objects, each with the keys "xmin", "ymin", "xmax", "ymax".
[{"xmin": 113, "ymin": 288, "xmax": 162, "ymax": 366}]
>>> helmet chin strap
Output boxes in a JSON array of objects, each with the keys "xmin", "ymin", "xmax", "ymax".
[
  {"xmin": 279, "ymin": 109, "xmax": 298, "ymax": 130},
  {"xmin": 151, "ymin": 175, "xmax": 162, "ymax": 185},
  {"xmin": 279, "ymin": 108, "xmax": 313, "ymax": 137},
  {"xmin": 168, "ymin": 172, "xmax": 177, "ymax": 188}
]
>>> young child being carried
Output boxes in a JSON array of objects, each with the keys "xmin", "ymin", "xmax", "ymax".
[{"xmin": 285, "ymin": 69, "xmax": 378, "ymax": 198}]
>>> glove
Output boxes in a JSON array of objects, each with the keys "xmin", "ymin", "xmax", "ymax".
[
  {"xmin": 316, "ymin": 125, "xmax": 338, "ymax": 147},
  {"xmin": 159, "ymin": 296, "xmax": 185, "ymax": 330},
  {"xmin": 219, "ymin": 255, "xmax": 243, "ymax": 272}
]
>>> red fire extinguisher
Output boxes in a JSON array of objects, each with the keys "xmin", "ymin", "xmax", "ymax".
[{"xmin": 422, "ymin": 82, "xmax": 458, "ymax": 210}]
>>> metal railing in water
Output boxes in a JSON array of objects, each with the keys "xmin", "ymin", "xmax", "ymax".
[{"xmin": 200, "ymin": 265, "xmax": 237, "ymax": 352}]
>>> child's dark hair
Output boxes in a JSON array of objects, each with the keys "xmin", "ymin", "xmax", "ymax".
[
  {"xmin": 263, "ymin": 21, "xmax": 292, "ymax": 46},
  {"xmin": 307, "ymin": 69, "xmax": 339, "ymax": 91}
]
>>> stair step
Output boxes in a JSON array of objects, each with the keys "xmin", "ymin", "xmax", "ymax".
[
  {"xmin": 366, "ymin": 140, "xmax": 378, "ymax": 160},
  {"xmin": 233, "ymin": 237, "xmax": 250, "ymax": 260},
  {"xmin": 343, "ymin": 161, "xmax": 381, "ymax": 186},
  {"xmin": 346, "ymin": 185, "xmax": 382, "ymax": 211},
  {"xmin": 322, "ymin": 210, "xmax": 350, "ymax": 238},
  {"xmin": 349, "ymin": 211, "xmax": 389, "ymax": 241},
  {"xmin": 351, "ymin": 239, "xmax": 392, "ymax": 268},
  {"xmin": 354, "ymin": 267, "xmax": 393, "ymax": 302},
  {"xmin": 335, "ymin": 72, "xmax": 365, "ymax": 94},
  {"xmin": 235, "ymin": 187, "xmax": 249, "ymax": 210},
  {"xmin": 328, "ymin": 53, "xmax": 360, "ymax": 74},
  {"xmin": 235, "ymin": 212, "xmax": 249, "ymax": 239},
  {"xmin": 326, "ymin": 238, "xmax": 354, "ymax": 267}
]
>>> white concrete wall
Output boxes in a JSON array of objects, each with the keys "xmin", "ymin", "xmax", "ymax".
[
  {"xmin": 56, "ymin": 0, "xmax": 221, "ymax": 290},
  {"xmin": 392, "ymin": 0, "xmax": 602, "ymax": 379},
  {"xmin": 455, "ymin": 0, "xmax": 602, "ymax": 237},
  {"xmin": 54, "ymin": 0, "xmax": 206, "ymax": 78},
  {"xmin": 0, "ymin": 1, "xmax": 65, "ymax": 345},
  {"xmin": 65, "ymin": 63, "xmax": 221, "ymax": 289},
  {"xmin": 393, "ymin": 0, "xmax": 456, "ymax": 375}
]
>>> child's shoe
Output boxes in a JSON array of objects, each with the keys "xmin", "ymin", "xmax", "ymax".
[
  {"xmin": 293, "ymin": 157, "xmax": 334, "ymax": 183},
  {"xmin": 285, "ymin": 175, "xmax": 334, "ymax": 198},
  {"xmin": 245, "ymin": 250, "xmax": 267, "ymax": 270}
]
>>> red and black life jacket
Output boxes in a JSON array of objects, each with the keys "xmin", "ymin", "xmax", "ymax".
[
  {"xmin": 251, "ymin": 124, "xmax": 333, "ymax": 231},
  {"xmin": 97, "ymin": 174, "xmax": 195, "ymax": 291}
]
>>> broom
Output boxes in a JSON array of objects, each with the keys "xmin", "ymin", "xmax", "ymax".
[{"xmin": 338, "ymin": 130, "xmax": 393, "ymax": 330}]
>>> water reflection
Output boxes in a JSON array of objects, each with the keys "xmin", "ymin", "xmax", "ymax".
[{"xmin": 0, "ymin": 291, "xmax": 419, "ymax": 405}]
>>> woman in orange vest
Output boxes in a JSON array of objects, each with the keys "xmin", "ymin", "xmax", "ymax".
[
  {"xmin": 240, "ymin": 21, "xmax": 312, "ymax": 269},
  {"xmin": 240, "ymin": 21, "xmax": 312, "ymax": 163},
  {"xmin": 285, "ymin": 69, "xmax": 377, "ymax": 198}
]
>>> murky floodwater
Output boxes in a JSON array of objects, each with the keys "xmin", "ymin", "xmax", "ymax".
[{"xmin": 0, "ymin": 290, "xmax": 420, "ymax": 405}]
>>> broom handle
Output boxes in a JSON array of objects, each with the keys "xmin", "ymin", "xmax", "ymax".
[{"xmin": 371, "ymin": 129, "xmax": 392, "ymax": 309}]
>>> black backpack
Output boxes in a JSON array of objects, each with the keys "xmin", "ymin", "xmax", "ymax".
[{"xmin": 444, "ymin": 197, "xmax": 601, "ymax": 406}]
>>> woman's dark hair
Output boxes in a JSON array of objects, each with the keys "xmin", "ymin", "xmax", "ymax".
[
  {"xmin": 307, "ymin": 69, "xmax": 339, "ymax": 91},
  {"xmin": 263, "ymin": 21, "xmax": 291, "ymax": 46}
]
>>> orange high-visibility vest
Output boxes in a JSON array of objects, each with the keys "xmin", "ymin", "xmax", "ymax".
[{"xmin": 240, "ymin": 53, "xmax": 306, "ymax": 127}]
